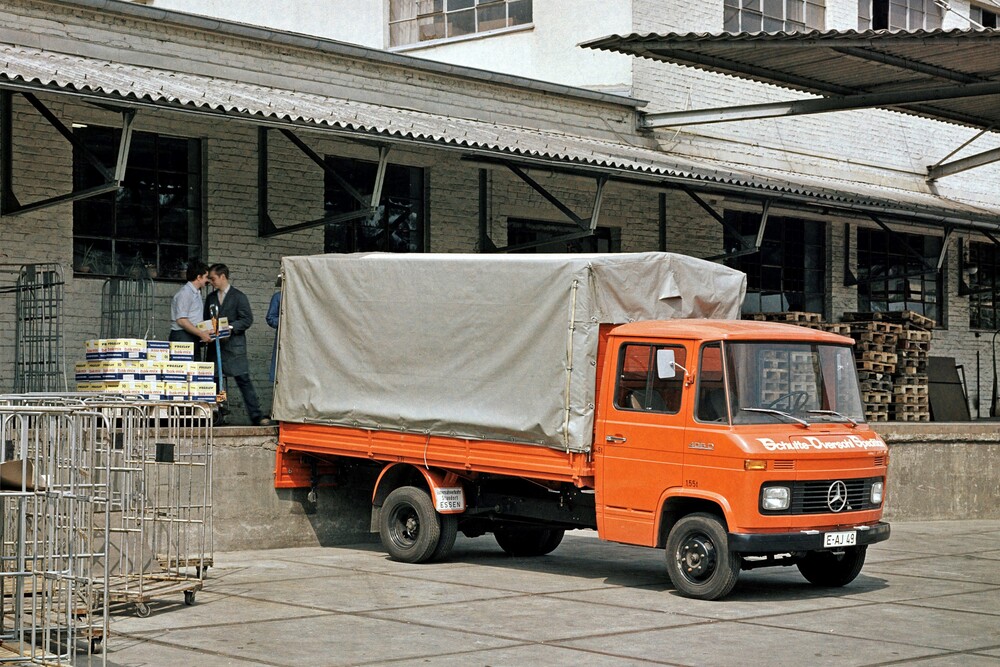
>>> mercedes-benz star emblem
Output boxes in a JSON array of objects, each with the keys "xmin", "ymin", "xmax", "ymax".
[{"xmin": 827, "ymin": 480, "xmax": 848, "ymax": 512}]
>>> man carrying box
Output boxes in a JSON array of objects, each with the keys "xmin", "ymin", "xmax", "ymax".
[
  {"xmin": 170, "ymin": 261, "xmax": 212, "ymax": 349},
  {"xmin": 204, "ymin": 263, "xmax": 274, "ymax": 427}
]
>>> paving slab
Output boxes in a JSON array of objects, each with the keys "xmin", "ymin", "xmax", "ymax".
[
  {"xmin": 751, "ymin": 602, "xmax": 1000, "ymax": 652},
  {"xmin": 98, "ymin": 520, "xmax": 1000, "ymax": 667},
  {"xmin": 558, "ymin": 619, "xmax": 946, "ymax": 666}
]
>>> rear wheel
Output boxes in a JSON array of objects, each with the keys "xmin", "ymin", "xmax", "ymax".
[
  {"xmin": 797, "ymin": 546, "xmax": 867, "ymax": 587},
  {"xmin": 665, "ymin": 513, "xmax": 741, "ymax": 600},
  {"xmin": 494, "ymin": 526, "xmax": 565, "ymax": 556},
  {"xmin": 379, "ymin": 486, "xmax": 442, "ymax": 563},
  {"xmin": 430, "ymin": 514, "xmax": 458, "ymax": 562}
]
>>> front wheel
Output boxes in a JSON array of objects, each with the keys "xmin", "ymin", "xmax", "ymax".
[
  {"xmin": 797, "ymin": 546, "xmax": 867, "ymax": 587},
  {"xmin": 379, "ymin": 486, "xmax": 442, "ymax": 563},
  {"xmin": 665, "ymin": 513, "xmax": 741, "ymax": 600}
]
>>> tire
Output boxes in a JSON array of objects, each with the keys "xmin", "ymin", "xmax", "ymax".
[
  {"xmin": 430, "ymin": 514, "xmax": 458, "ymax": 562},
  {"xmin": 797, "ymin": 546, "xmax": 867, "ymax": 587},
  {"xmin": 379, "ymin": 486, "xmax": 442, "ymax": 563},
  {"xmin": 494, "ymin": 526, "xmax": 565, "ymax": 556},
  {"xmin": 665, "ymin": 513, "xmax": 741, "ymax": 600}
]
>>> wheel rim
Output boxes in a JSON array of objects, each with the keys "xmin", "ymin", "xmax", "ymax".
[
  {"xmin": 675, "ymin": 532, "xmax": 718, "ymax": 583},
  {"xmin": 388, "ymin": 503, "xmax": 420, "ymax": 550}
]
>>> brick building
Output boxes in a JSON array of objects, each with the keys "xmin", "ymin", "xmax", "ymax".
[{"xmin": 1, "ymin": 0, "xmax": 1000, "ymax": 420}]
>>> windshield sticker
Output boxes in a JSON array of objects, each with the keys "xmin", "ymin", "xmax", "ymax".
[{"xmin": 757, "ymin": 435, "xmax": 885, "ymax": 452}]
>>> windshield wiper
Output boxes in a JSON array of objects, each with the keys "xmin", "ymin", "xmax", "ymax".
[
  {"xmin": 807, "ymin": 410, "xmax": 859, "ymax": 427},
  {"xmin": 741, "ymin": 407, "xmax": 810, "ymax": 428}
]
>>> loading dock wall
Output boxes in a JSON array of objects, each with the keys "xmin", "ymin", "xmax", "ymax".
[{"xmin": 211, "ymin": 425, "xmax": 1000, "ymax": 552}]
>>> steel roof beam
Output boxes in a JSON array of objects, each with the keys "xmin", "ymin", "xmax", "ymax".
[
  {"xmin": 927, "ymin": 146, "xmax": 1000, "ymax": 181},
  {"xmin": 642, "ymin": 80, "xmax": 1000, "ymax": 128}
]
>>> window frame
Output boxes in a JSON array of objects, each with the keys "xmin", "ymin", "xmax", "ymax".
[
  {"xmin": 506, "ymin": 218, "xmax": 621, "ymax": 253},
  {"xmin": 724, "ymin": 0, "xmax": 826, "ymax": 32},
  {"xmin": 967, "ymin": 240, "xmax": 1000, "ymax": 330},
  {"xmin": 858, "ymin": 0, "xmax": 942, "ymax": 30},
  {"xmin": 72, "ymin": 126, "xmax": 203, "ymax": 281},
  {"xmin": 856, "ymin": 227, "xmax": 943, "ymax": 326},
  {"xmin": 613, "ymin": 343, "xmax": 687, "ymax": 415},
  {"xmin": 723, "ymin": 211, "xmax": 826, "ymax": 315},
  {"xmin": 323, "ymin": 155, "xmax": 426, "ymax": 254},
  {"xmin": 695, "ymin": 342, "xmax": 730, "ymax": 424},
  {"xmin": 971, "ymin": 3, "xmax": 999, "ymax": 28},
  {"xmin": 388, "ymin": 0, "xmax": 533, "ymax": 48}
]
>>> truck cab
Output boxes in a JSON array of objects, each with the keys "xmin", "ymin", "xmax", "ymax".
[{"xmin": 595, "ymin": 320, "xmax": 889, "ymax": 599}]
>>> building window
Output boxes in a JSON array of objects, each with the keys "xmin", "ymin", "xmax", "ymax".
[
  {"xmin": 971, "ymin": 3, "xmax": 999, "ymax": 28},
  {"xmin": 723, "ymin": 212, "xmax": 825, "ymax": 314},
  {"xmin": 73, "ymin": 127, "xmax": 202, "ymax": 280},
  {"xmin": 389, "ymin": 0, "xmax": 532, "ymax": 47},
  {"xmin": 324, "ymin": 157, "xmax": 425, "ymax": 253},
  {"xmin": 506, "ymin": 219, "xmax": 621, "ymax": 253},
  {"xmin": 858, "ymin": 0, "xmax": 942, "ymax": 30},
  {"xmin": 856, "ymin": 227, "xmax": 942, "ymax": 323},
  {"xmin": 724, "ymin": 0, "xmax": 825, "ymax": 32},
  {"xmin": 968, "ymin": 241, "xmax": 1000, "ymax": 330}
]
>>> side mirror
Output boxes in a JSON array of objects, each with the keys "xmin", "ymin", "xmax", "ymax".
[{"xmin": 656, "ymin": 349, "xmax": 677, "ymax": 379}]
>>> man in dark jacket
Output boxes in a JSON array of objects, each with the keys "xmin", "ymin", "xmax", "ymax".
[{"xmin": 204, "ymin": 263, "xmax": 274, "ymax": 426}]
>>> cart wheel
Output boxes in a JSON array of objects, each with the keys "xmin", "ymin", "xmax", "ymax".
[
  {"xmin": 90, "ymin": 637, "xmax": 103, "ymax": 654},
  {"xmin": 135, "ymin": 602, "xmax": 152, "ymax": 618},
  {"xmin": 184, "ymin": 590, "xmax": 196, "ymax": 606},
  {"xmin": 196, "ymin": 565, "xmax": 209, "ymax": 579}
]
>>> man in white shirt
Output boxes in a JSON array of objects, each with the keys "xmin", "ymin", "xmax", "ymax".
[{"xmin": 169, "ymin": 261, "xmax": 213, "ymax": 348}]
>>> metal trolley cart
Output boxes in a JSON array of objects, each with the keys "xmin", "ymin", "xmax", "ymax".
[
  {"xmin": 0, "ymin": 405, "xmax": 111, "ymax": 665},
  {"xmin": 94, "ymin": 400, "xmax": 213, "ymax": 617},
  {"xmin": 0, "ymin": 396, "xmax": 214, "ymax": 619}
]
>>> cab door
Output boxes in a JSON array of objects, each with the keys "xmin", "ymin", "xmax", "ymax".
[{"xmin": 596, "ymin": 340, "xmax": 690, "ymax": 547}]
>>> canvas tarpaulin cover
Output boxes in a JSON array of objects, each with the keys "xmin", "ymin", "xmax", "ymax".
[{"xmin": 272, "ymin": 252, "xmax": 745, "ymax": 452}]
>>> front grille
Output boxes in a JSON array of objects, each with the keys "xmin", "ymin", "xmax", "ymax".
[
  {"xmin": 762, "ymin": 477, "xmax": 881, "ymax": 515},
  {"xmin": 773, "ymin": 460, "xmax": 795, "ymax": 470}
]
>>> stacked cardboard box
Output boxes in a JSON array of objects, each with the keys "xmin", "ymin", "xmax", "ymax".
[{"xmin": 75, "ymin": 338, "xmax": 217, "ymax": 402}]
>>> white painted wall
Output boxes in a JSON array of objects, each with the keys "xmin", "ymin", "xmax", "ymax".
[
  {"xmin": 138, "ymin": 0, "xmax": 634, "ymax": 93},
  {"xmin": 392, "ymin": 1, "xmax": 634, "ymax": 93},
  {"xmin": 141, "ymin": 0, "xmax": 387, "ymax": 47}
]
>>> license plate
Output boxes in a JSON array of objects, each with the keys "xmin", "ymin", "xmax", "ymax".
[{"xmin": 823, "ymin": 530, "xmax": 857, "ymax": 548}]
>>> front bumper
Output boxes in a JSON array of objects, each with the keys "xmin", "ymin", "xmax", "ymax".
[{"xmin": 728, "ymin": 521, "xmax": 890, "ymax": 554}]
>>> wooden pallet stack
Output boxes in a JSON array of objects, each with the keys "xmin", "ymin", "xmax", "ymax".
[
  {"xmin": 746, "ymin": 311, "xmax": 826, "ymax": 330},
  {"xmin": 842, "ymin": 311, "xmax": 933, "ymax": 422},
  {"xmin": 836, "ymin": 314, "xmax": 902, "ymax": 422}
]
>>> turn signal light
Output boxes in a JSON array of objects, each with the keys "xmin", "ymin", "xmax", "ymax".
[{"xmin": 744, "ymin": 459, "xmax": 767, "ymax": 471}]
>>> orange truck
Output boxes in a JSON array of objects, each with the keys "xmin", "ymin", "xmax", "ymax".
[{"xmin": 273, "ymin": 252, "xmax": 889, "ymax": 600}]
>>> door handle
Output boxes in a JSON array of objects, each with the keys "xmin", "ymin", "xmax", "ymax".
[{"xmin": 605, "ymin": 435, "xmax": 627, "ymax": 443}]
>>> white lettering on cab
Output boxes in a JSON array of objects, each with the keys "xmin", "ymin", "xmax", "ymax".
[{"xmin": 757, "ymin": 436, "xmax": 884, "ymax": 452}]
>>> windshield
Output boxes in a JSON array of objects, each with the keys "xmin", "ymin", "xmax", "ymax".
[{"xmin": 725, "ymin": 342, "xmax": 865, "ymax": 425}]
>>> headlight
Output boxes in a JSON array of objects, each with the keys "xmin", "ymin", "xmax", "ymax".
[
  {"xmin": 871, "ymin": 481, "xmax": 884, "ymax": 505},
  {"xmin": 762, "ymin": 486, "xmax": 790, "ymax": 511}
]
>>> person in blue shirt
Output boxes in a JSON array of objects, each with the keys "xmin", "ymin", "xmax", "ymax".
[
  {"xmin": 169, "ymin": 261, "xmax": 212, "ymax": 350},
  {"xmin": 266, "ymin": 273, "xmax": 282, "ymax": 384}
]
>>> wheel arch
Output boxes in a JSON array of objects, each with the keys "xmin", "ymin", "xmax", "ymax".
[
  {"xmin": 372, "ymin": 463, "xmax": 466, "ymax": 513},
  {"xmin": 655, "ymin": 491, "xmax": 732, "ymax": 549}
]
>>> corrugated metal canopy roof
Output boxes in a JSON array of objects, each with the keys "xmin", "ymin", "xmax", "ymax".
[
  {"xmin": 2, "ymin": 42, "xmax": 999, "ymax": 230},
  {"xmin": 581, "ymin": 28, "xmax": 1000, "ymax": 131}
]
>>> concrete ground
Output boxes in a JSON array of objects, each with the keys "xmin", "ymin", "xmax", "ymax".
[{"xmin": 90, "ymin": 520, "xmax": 1000, "ymax": 667}]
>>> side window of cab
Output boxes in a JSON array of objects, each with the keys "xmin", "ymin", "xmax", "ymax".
[
  {"xmin": 696, "ymin": 342, "xmax": 729, "ymax": 423},
  {"xmin": 614, "ymin": 343, "xmax": 686, "ymax": 413}
]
